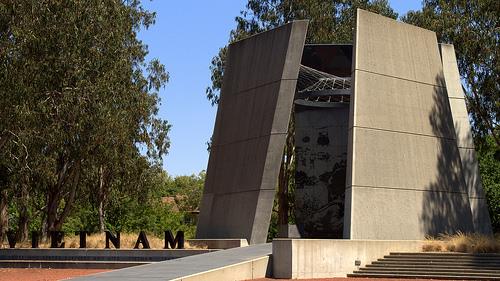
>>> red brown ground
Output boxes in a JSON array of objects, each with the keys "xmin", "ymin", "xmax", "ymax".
[{"xmin": 0, "ymin": 268, "xmax": 110, "ymax": 281}]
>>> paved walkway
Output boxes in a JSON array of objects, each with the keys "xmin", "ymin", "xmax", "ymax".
[{"xmin": 71, "ymin": 243, "xmax": 272, "ymax": 280}]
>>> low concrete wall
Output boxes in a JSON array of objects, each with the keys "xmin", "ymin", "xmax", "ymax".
[
  {"xmin": 187, "ymin": 239, "xmax": 248, "ymax": 249},
  {"xmin": 273, "ymin": 239, "xmax": 424, "ymax": 278},
  {"xmin": 0, "ymin": 248, "xmax": 215, "ymax": 262},
  {"xmin": 172, "ymin": 256, "xmax": 271, "ymax": 281}
]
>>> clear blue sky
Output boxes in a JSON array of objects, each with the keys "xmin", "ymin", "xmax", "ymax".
[{"xmin": 138, "ymin": 0, "xmax": 422, "ymax": 176}]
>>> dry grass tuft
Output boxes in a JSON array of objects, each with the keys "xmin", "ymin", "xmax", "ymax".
[
  {"xmin": 2, "ymin": 232, "xmax": 205, "ymax": 249},
  {"xmin": 423, "ymin": 232, "xmax": 500, "ymax": 253}
]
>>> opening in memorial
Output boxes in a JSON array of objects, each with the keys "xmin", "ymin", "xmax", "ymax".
[{"xmin": 278, "ymin": 45, "xmax": 353, "ymax": 239}]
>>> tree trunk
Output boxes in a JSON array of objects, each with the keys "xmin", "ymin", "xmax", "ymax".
[
  {"xmin": 278, "ymin": 153, "xmax": 288, "ymax": 226},
  {"xmin": 46, "ymin": 189, "xmax": 60, "ymax": 234},
  {"xmin": 0, "ymin": 189, "xmax": 8, "ymax": 247},
  {"xmin": 53, "ymin": 161, "xmax": 81, "ymax": 231},
  {"xmin": 98, "ymin": 165, "xmax": 106, "ymax": 232},
  {"xmin": 16, "ymin": 183, "xmax": 29, "ymax": 242},
  {"xmin": 278, "ymin": 113, "xmax": 295, "ymax": 226}
]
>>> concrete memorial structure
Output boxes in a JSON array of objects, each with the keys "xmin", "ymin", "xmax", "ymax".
[
  {"xmin": 68, "ymin": 9, "xmax": 494, "ymax": 281},
  {"xmin": 197, "ymin": 9, "xmax": 492, "ymax": 244}
]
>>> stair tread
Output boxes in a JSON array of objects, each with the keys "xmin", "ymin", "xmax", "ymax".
[
  {"xmin": 355, "ymin": 270, "xmax": 500, "ymax": 276},
  {"xmin": 390, "ymin": 252, "xmax": 500, "ymax": 256},
  {"xmin": 384, "ymin": 256, "xmax": 500, "ymax": 260},
  {"xmin": 351, "ymin": 252, "xmax": 500, "ymax": 279},
  {"xmin": 366, "ymin": 265, "xmax": 500, "ymax": 270},
  {"xmin": 382, "ymin": 257, "xmax": 500, "ymax": 261},
  {"xmin": 360, "ymin": 267, "xmax": 500, "ymax": 273},
  {"xmin": 348, "ymin": 273, "xmax": 500, "ymax": 280},
  {"xmin": 376, "ymin": 259, "xmax": 500, "ymax": 264}
]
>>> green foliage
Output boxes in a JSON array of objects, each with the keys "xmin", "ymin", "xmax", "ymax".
[
  {"xmin": 477, "ymin": 137, "xmax": 500, "ymax": 233},
  {"xmin": 60, "ymin": 170, "xmax": 204, "ymax": 239},
  {"xmin": 162, "ymin": 171, "xmax": 206, "ymax": 212}
]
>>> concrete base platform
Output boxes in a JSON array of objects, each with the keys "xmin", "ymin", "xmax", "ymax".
[
  {"xmin": 272, "ymin": 239, "xmax": 424, "ymax": 278},
  {"xmin": 187, "ymin": 239, "xmax": 248, "ymax": 249},
  {"xmin": 0, "ymin": 260, "xmax": 147, "ymax": 269},
  {"xmin": 0, "ymin": 248, "xmax": 215, "ymax": 262},
  {"xmin": 71, "ymin": 243, "xmax": 272, "ymax": 281}
]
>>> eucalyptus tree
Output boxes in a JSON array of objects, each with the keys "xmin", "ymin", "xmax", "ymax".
[{"xmin": 0, "ymin": 0, "xmax": 170, "ymax": 237}]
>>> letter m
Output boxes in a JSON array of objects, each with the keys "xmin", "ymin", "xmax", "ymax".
[{"xmin": 164, "ymin": 230, "xmax": 184, "ymax": 249}]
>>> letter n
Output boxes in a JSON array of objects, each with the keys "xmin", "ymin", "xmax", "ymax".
[{"xmin": 105, "ymin": 231, "xmax": 120, "ymax": 249}]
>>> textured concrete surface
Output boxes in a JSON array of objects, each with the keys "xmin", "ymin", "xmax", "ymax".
[
  {"xmin": 440, "ymin": 43, "xmax": 493, "ymax": 235},
  {"xmin": 197, "ymin": 21, "xmax": 308, "ymax": 244},
  {"xmin": 345, "ymin": 9, "xmax": 474, "ymax": 239},
  {"xmin": 272, "ymin": 239, "xmax": 423, "ymax": 278},
  {"xmin": 70, "ymin": 243, "xmax": 272, "ymax": 281}
]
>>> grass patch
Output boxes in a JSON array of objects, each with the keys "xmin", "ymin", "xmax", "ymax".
[{"xmin": 423, "ymin": 232, "xmax": 500, "ymax": 253}]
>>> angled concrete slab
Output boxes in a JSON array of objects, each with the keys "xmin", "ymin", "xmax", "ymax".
[
  {"xmin": 70, "ymin": 243, "xmax": 272, "ymax": 281},
  {"xmin": 197, "ymin": 21, "xmax": 308, "ymax": 244},
  {"xmin": 440, "ymin": 43, "xmax": 493, "ymax": 234},
  {"xmin": 345, "ymin": 9, "xmax": 474, "ymax": 239}
]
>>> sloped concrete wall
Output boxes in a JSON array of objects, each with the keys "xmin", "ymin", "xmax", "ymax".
[
  {"xmin": 345, "ymin": 9, "xmax": 474, "ymax": 239},
  {"xmin": 440, "ymin": 44, "xmax": 493, "ymax": 235},
  {"xmin": 196, "ymin": 21, "xmax": 308, "ymax": 244}
]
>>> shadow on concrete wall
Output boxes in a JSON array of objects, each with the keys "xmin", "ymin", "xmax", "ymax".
[{"xmin": 420, "ymin": 74, "xmax": 473, "ymax": 236}]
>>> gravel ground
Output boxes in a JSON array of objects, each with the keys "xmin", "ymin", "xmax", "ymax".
[{"xmin": 0, "ymin": 268, "xmax": 110, "ymax": 281}]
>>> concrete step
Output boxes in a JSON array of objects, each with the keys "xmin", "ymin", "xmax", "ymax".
[
  {"xmin": 384, "ymin": 255, "xmax": 500, "ymax": 260},
  {"xmin": 351, "ymin": 251, "xmax": 500, "ymax": 280},
  {"xmin": 0, "ymin": 260, "xmax": 148, "ymax": 269},
  {"xmin": 360, "ymin": 267, "xmax": 500, "ymax": 274},
  {"xmin": 389, "ymin": 252, "xmax": 500, "ymax": 258},
  {"xmin": 355, "ymin": 269, "xmax": 500, "ymax": 277},
  {"xmin": 373, "ymin": 260, "xmax": 500, "ymax": 266},
  {"xmin": 380, "ymin": 257, "xmax": 500, "ymax": 263},
  {"xmin": 347, "ymin": 272, "xmax": 500, "ymax": 280},
  {"xmin": 366, "ymin": 264, "xmax": 500, "ymax": 271}
]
